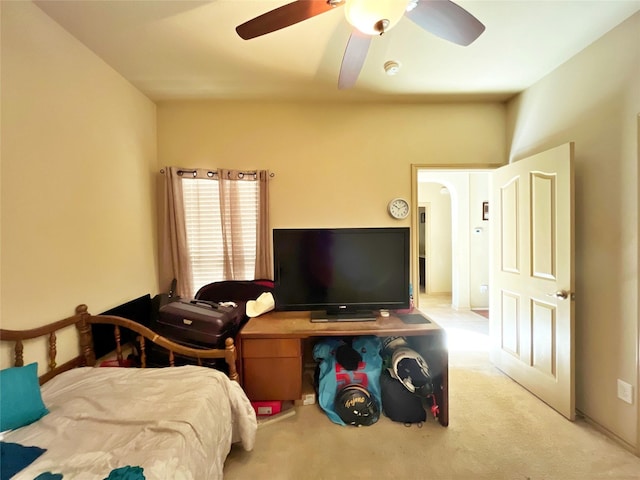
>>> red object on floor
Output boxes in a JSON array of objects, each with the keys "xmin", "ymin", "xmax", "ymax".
[{"xmin": 251, "ymin": 401, "xmax": 282, "ymax": 416}]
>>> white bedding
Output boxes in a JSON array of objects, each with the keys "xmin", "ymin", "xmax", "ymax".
[{"xmin": 3, "ymin": 365, "xmax": 257, "ymax": 480}]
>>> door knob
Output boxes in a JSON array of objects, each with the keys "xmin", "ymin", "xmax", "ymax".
[{"xmin": 547, "ymin": 290, "xmax": 570, "ymax": 300}]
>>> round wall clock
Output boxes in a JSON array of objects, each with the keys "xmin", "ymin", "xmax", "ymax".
[{"xmin": 388, "ymin": 198, "xmax": 410, "ymax": 219}]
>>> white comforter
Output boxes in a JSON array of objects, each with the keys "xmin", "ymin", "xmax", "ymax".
[{"xmin": 4, "ymin": 365, "xmax": 257, "ymax": 480}]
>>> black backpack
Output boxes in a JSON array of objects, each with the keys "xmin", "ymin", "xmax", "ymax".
[{"xmin": 380, "ymin": 369, "xmax": 426, "ymax": 424}]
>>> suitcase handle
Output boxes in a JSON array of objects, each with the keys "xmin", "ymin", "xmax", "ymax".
[{"xmin": 189, "ymin": 299, "xmax": 220, "ymax": 309}]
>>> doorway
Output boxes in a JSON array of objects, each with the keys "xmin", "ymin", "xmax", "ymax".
[
  {"xmin": 414, "ymin": 169, "xmax": 490, "ymax": 313},
  {"xmin": 417, "ymin": 203, "xmax": 437, "ymax": 295},
  {"xmin": 418, "ymin": 187, "xmax": 452, "ymax": 299},
  {"xmin": 412, "ymin": 167, "xmax": 492, "ymax": 360}
]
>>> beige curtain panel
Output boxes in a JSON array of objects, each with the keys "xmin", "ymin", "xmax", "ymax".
[
  {"xmin": 159, "ymin": 166, "xmax": 194, "ymax": 298},
  {"xmin": 255, "ymin": 170, "xmax": 271, "ymax": 279}
]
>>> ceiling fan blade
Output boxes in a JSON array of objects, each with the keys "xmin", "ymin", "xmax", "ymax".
[
  {"xmin": 405, "ymin": 0, "xmax": 485, "ymax": 46},
  {"xmin": 236, "ymin": 0, "xmax": 339, "ymax": 40},
  {"xmin": 338, "ymin": 31, "xmax": 372, "ymax": 90}
]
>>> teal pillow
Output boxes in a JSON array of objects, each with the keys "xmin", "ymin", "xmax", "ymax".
[{"xmin": 0, "ymin": 363, "xmax": 49, "ymax": 431}]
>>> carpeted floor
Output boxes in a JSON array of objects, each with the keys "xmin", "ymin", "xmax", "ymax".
[
  {"xmin": 224, "ymin": 299, "xmax": 640, "ymax": 479},
  {"xmin": 224, "ymin": 357, "xmax": 640, "ymax": 479}
]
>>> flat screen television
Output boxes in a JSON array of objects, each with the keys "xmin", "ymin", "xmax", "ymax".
[{"xmin": 273, "ymin": 227, "xmax": 410, "ymax": 321}]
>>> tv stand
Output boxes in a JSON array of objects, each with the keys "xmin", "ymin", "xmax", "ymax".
[
  {"xmin": 310, "ymin": 310, "xmax": 376, "ymax": 322},
  {"xmin": 237, "ymin": 310, "xmax": 449, "ymax": 426}
]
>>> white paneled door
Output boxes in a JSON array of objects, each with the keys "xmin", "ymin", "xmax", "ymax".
[{"xmin": 490, "ymin": 143, "xmax": 575, "ymax": 420}]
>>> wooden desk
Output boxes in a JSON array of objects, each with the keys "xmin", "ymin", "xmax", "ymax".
[{"xmin": 238, "ymin": 310, "xmax": 449, "ymax": 426}]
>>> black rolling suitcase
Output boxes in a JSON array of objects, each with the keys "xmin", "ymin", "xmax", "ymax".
[
  {"xmin": 146, "ymin": 299, "xmax": 245, "ymax": 370},
  {"xmin": 155, "ymin": 299, "xmax": 245, "ymax": 348}
]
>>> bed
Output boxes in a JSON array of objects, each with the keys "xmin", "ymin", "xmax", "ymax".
[{"xmin": 0, "ymin": 304, "xmax": 257, "ymax": 480}]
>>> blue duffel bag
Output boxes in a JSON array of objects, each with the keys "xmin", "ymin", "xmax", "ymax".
[{"xmin": 313, "ymin": 336, "xmax": 383, "ymax": 426}]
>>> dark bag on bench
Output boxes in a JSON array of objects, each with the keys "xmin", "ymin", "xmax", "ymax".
[{"xmin": 380, "ymin": 369, "xmax": 427, "ymax": 424}]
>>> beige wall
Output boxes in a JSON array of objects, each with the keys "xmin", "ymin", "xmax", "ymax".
[
  {"xmin": 0, "ymin": 2, "xmax": 159, "ymax": 371},
  {"xmin": 468, "ymin": 172, "xmax": 490, "ymax": 308},
  {"xmin": 418, "ymin": 183, "xmax": 453, "ymax": 295},
  {"xmin": 157, "ymin": 101, "xmax": 506, "ymax": 292},
  {"xmin": 506, "ymin": 12, "xmax": 639, "ymax": 448}
]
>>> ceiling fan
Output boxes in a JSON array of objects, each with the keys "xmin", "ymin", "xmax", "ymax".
[{"xmin": 235, "ymin": 0, "xmax": 485, "ymax": 89}]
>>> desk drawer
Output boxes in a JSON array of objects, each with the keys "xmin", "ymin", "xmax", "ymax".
[
  {"xmin": 244, "ymin": 358, "xmax": 302, "ymax": 401},
  {"xmin": 243, "ymin": 338, "xmax": 300, "ymax": 358}
]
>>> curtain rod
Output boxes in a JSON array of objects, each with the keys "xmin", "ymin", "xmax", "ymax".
[{"xmin": 159, "ymin": 168, "xmax": 274, "ymax": 178}]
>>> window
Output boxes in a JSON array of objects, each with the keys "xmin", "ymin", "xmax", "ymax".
[
  {"xmin": 182, "ymin": 177, "xmax": 258, "ymax": 293},
  {"xmin": 162, "ymin": 166, "xmax": 270, "ymax": 299}
]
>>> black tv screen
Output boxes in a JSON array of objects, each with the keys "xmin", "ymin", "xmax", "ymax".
[{"xmin": 273, "ymin": 227, "xmax": 410, "ymax": 320}]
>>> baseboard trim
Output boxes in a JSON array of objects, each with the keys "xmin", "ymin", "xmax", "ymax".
[{"xmin": 577, "ymin": 408, "xmax": 638, "ymax": 457}]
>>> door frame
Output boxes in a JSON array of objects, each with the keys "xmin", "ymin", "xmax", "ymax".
[
  {"xmin": 636, "ymin": 114, "xmax": 639, "ymax": 457},
  {"xmin": 418, "ymin": 202, "xmax": 431, "ymax": 294},
  {"xmin": 411, "ymin": 164, "xmax": 499, "ymax": 311}
]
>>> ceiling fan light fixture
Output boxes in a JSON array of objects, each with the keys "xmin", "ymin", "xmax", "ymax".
[{"xmin": 344, "ymin": 0, "xmax": 408, "ymax": 35}]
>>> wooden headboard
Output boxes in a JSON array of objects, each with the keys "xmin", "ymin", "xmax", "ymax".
[{"xmin": 0, "ymin": 304, "xmax": 238, "ymax": 383}]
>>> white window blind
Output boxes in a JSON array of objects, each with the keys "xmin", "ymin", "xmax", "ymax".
[{"xmin": 181, "ymin": 177, "xmax": 258, "ymax": 293}]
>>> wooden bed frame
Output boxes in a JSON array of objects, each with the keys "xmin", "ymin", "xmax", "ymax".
[{"xmin": 0, "ymin": 304, "xmax": 239, "ymax": 384}]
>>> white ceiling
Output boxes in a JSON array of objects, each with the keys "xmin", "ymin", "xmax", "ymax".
[{"xmin": 34, "ymin": 0, "xmax": 640, "ymax": 102}]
